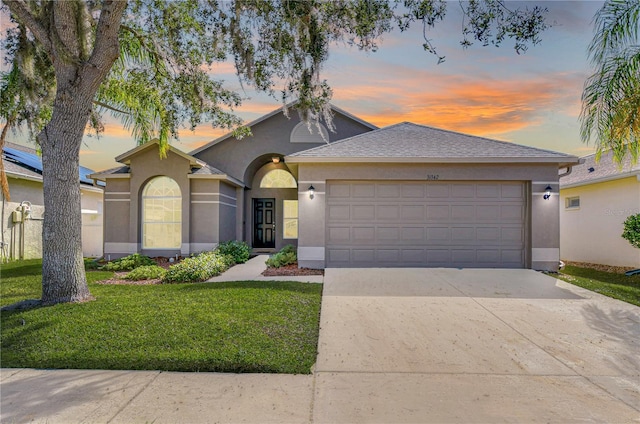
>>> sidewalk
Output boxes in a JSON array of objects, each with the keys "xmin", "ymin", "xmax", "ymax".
[
  {"xmin": 207, "ymin": 254, "xmax": 323, "ymax": 283},
  {"xmin": 2, "ymin": 269, "xmax": 638, "ymax": 423}
]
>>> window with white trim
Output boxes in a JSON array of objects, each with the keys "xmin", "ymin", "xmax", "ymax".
[
  {"xmin": 260, "ymin": 169, "xmax": 297, "ymax": 188},
  {"xmin": 142, "ymin": 176, "xmax": 181, "ymax": 248},
  {"xmin": 283, "ymin": 200, "xmax": 298, "ymax": 239},
  {"xmin": 565, "ymin": 196, "xmax": 580, "ymax": 209}
]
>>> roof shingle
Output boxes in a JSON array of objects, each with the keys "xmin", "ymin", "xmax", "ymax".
[
  {"xmin": 287, "ymin": 122, "xmax": 578, "ymax": 163},
  {"xmin": 560, "ymin": 150, "xmax": 640, "ymax": 188}
]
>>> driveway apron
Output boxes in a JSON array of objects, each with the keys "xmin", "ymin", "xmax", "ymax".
[{"xmin": 313, "ymin": 268, "xmax": 640, "ymax": 423}]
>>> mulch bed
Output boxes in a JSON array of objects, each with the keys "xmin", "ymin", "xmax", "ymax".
[
  {"xmin": 93, "ymin": 257, "xmax": 179, "ymax": 285},
  {"xmin": 261, "ymin": 263, "xmax": 324, "ymax": 277},
  {"xmin": 94, "ymin": 257, "xmax": 323, "ymax": 285},
  {"xmin": 563, "ymin": 261, "xmax": 637, "ymax": 274}
]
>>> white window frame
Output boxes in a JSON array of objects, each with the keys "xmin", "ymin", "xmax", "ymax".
[
  {"xmin": 565, "ymin": 196, "xmax": 580, "ymax": 210},
  {"xmin": 142, "ymin": 176, "xmax": 182, "ymax": 249},
  {"xmin": 282, "ymin": 200, "xmax": 298, "ymax": 239}
]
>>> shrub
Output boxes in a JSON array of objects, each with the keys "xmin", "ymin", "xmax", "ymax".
[
  {"xmin": 84, "ymin": 258, "xmax": 100, "ymax": 270},
  {"xmin": 266, "ymin": 245, "xmax": 297, "ymax": 268},
  {"xmin": 622, "ymin": 213, "xmax": 640, "ymax": 249},
  {"xmin": 163, "ymin": 251, "xmax": 235, "ymax": 283},
  {"xmin": 124, "ymin": 265, "xmax": 166, "ymax": 281},
  {"xmin": 216, "ymin": 240, "xmax": 251, "ymax": 264},
  {"xmin": 103, "ymin": 254, "xmax": 155, "ymax": 271}
]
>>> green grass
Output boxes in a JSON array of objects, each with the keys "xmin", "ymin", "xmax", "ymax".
[
  {"xmin": 0, "ymin": 260, "xmax": 323, "ymax": 374},
  {"xmin": 558, "ymin": 265, "xmax": 640, "ymax": 307}
]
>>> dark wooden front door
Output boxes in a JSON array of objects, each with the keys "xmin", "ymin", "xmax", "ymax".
[{"xmin": 253, "ymin": 198, "xmax": 276, "ymax": 249}]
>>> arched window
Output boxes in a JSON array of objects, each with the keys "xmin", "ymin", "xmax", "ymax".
[
  {"xmin": 259, "ymin": 169, "xmax": 297, "ymax": 188},
  {"xmin": 142, "ymin": 176, "xmax": 181, "ymax": 249}
]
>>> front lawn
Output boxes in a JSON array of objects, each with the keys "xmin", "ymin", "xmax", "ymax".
[
  {"xmin": 558, "ymin": 265, "xmax": 640, "ymax": 307},
  {"xmin": 0, "ymin": 260, "xmax": 322, "ymax": 374}
]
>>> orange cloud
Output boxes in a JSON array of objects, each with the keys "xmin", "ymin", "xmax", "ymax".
[{"xmin": 329, "ymin": 60, "xmax": 583, "ymax": 137}]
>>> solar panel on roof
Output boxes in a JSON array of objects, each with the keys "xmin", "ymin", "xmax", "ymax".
[
  {"xmin": 3, "ymin": 146, "xmax": 100, "ymax": 186},
  {"xmin": 3, "ymin": 147, "xmax": 44, "ymax": 174}
]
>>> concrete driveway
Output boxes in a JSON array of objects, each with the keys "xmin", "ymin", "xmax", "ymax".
[
  {"xmin": 314, "ymin": 268, "xmax": 640, "ymax": 423},
  {"xmin": 2, "ymin": 268, "xmax": 639, "ymax": 423}
]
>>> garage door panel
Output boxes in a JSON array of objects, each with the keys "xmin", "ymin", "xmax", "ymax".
[
  {"xmin": 328, "ymin": 183, "xmax": 351, "ymax": 198},
  {"xmin": 427, "ymin": 184, "xmax": 450, "ymax": 198},
  {"xmin": 328, "ymin": 226, "xmax": 351, "ymax": 243},
  {"xmin": 402, "ymin": 249, "xmax": 425, "ymax": 262},
  {"xmin": 501, "ymin": 204, "xmax": 525, "ymax": 220},
  {"xmin": 451, "ymin": 205, "xmax": 475, "ymax": 220},
  {"xmin": 377, "ymin": 205, "xmax": 400, "ymax": 220},
  {"xmin": 353, "ymin": 226, "xmax": 375, "ymax": 242},
  {"xmin": 402, "ymin": 205, "xmax": 425, "ymax": 220},
  {"xmin": 326, "ymin": 181, "xmax": 526, "ymax": 268},
  {"xmin": 451, "ymin": 184, "xmax": 475, "ymax": 198},
  {"xmin": 353, "ymin": 184, "xmax": 375, "ymax": 197},
  {"xmin": 427, "ymin": 227, "xmax": 450, "ymax": 241},
  {"xmin": 328, "ymin": 204, "xmax": 350, "ymax": 220},
  {"xmin": 378, "ymin": 249, "xmax": 400, "ymax": 262},
  {"xmin": 402, "ymin": 184, "xmax": 425, "ymax": 198},
  {"xmin": 353, "ymin": 249, "xmax": 375, "ymax": 262},
  {"xmin": 427, "ymin": 205, "xmax": 450, "ymax": 220},
  {"xmin": 403, "ymin": 227, "xmax": 426, "ymax": 241},
  {"xmin": 352, "ymin": 205, "xmax": 375, "ymax": 220},
  {"xmin": 377, "ymin": 227, "xmax": 400, "ymax": 240},
  {"xmin": 502, "ymin": 184, "xmax": 524, "ymax": 198},
  {"xmin": 378, "ymin": 184, "xmax": 401, "ymax": 198}
]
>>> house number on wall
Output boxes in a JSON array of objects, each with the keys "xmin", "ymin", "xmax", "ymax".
[{"xmin": 426, "ymin": 174, "xmax": 440, "ymax": 180}]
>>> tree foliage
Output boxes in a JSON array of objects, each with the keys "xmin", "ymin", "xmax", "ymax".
[
  {"xmin": 581, "ymin": 0, "xmax": 640, "ymax": 164},
  {"xmin": 0, "ymin": 0, "xmax": 550, "ymax": 304},
  {"xmin": 622, "ymin": 213, "xmax": 640, "ymax": 249}
]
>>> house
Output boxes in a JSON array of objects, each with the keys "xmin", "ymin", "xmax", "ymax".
[
  {"xmin": 560, "ymin": 151, "xmax": 640, "ymax": 268},
  {"xmin": 1, "ymin": 142, "xmax": 104, "ymax": 260},
  {"xmin": 93, "ymin": 105, "xmax": 579, "ymax": 271}
]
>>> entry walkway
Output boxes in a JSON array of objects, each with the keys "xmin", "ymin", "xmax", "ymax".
[
  {"xmin": 207, "ymin": 254, "xmax": 323, "ymax": 283},
  {"xmin": 2, "ymin": 269, "xmax": 639, "ymax": 423}
]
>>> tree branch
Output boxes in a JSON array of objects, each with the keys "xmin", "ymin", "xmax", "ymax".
[
  {"xmin": 4, "ymin": 0, "xmax": 52, "ymax": 53},
  {"xmin": 85, "ymin": 0, "xmax": 128, "ymax": 90}
]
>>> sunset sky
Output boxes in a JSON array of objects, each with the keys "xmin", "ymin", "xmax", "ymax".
[{"xmin": 8, "ymin": 1, "xmax": 604, "ymax": 172}]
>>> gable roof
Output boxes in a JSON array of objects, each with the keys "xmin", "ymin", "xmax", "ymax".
[
  {"xmin": 286, "ymin": 122, "xmax": 579, "ymax": 165},
  {"xmin": 560, "ymin": 150, "xmax": 640, "ymax": 188},
  {"xmin": 93, "ymin": 140, "xmax": 243, "ymax": 186},
  {"xmin": 115, "ymin": 139, "xmax": 203, "ymax": 167},
  {"xmin": 3, "ymin": 141, "xmax": 102, "ymax": 186},
  {"xmin": 189, "ymin": 103, "xmax": 378, "ymax": 155}
]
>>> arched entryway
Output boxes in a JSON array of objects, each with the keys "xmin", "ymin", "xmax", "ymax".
[{"xmin": 246, "ymin": 160, "xmax": 299, "ymax": 251}]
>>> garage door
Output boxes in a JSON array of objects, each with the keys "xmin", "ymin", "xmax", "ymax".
[{"xmin": 326, "ymin": 181, "xmax": 527, "ymax": 268}]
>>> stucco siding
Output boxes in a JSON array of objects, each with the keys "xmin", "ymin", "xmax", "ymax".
[
  {"xmin": 560, "ymin": 176, "xmax": 640, "ymax": 267},
  {"xmin": 194, "ymin": 111, "xmax": 374, "ymax": 184},
  {"xmin": 103, "ymin": 179, "xmax": 132, "ymax": 258},
  {"xmin": 81, "ymin": 189, "xmax": 104, "ymax": 257},
  {"xmin": 297, "ymin": 163, "xmax": 561, "ymax": 271}
]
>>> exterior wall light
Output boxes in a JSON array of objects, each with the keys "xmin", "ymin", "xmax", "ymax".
[
  {"xmin": 271, "ymin": 156, "xmax": 280, "ymax": 164},
  {"xmin": 308, "ymin": 185, "xmax": 315, "ymax": 199},
  {"xmin": 543, "ymin": 185, "xmax": 552, "ymax": 200}
]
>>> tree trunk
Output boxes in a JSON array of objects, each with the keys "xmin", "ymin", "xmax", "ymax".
[
  {"xmin": 38, "ymin": 91, "xmax": 94, "ymax": 305},
  {"xmin": 1, "ymin": 0, "xmax": 129, "ymax": 305}
]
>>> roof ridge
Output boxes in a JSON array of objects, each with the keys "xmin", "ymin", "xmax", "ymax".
[{"xmin": 402, "ymin": 122, "xmax": 576, "ymax": 157}]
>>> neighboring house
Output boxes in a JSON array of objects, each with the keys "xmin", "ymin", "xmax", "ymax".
[
  {"xmin": 560, "ymin": 151, "xmax": 640, "ymax": 268},
  {"xmin": 93, "ymin": 105, "xmax": 579, "ymax": 271},
  {"xmin": 1, "ymin": 142, "xmax": 104, "ymax": 260}
]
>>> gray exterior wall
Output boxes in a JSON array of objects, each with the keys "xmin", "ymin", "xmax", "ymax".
[
  {"xmin": 295, "ymin": 162, "xmax": 561, "ymax": 271},
  {"xmin": 103, "ymin": 178, "xmax": 132, "ymax": 260},
  {"xmin": 194, "ymin": 111, "xmax": 374, "ymax": 185}
]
